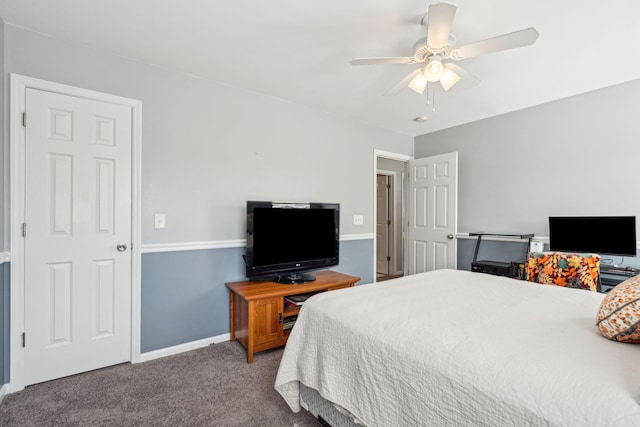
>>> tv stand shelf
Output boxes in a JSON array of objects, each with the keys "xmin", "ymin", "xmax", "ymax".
[
  {"xmin": 600, "ymin": 265, "xmax": 638, "ymax": 277},
  {"xmin": 599, "ymin": 266, "xmax": 639, "ymax": 293},
  {"xmin": 226, "ymin": 270, "xmax": 360, "ymax": 363}
]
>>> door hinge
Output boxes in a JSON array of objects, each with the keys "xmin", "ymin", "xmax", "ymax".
[
  {"xmin": 278, "ymin": 313, "xmax": 283, "ymax": 324},
  {"xmin": 22, "ymin": 332, "xmax": 26, "ymax": 347},
  {"xmin": 22, "ymin": 112, "xmax": 27, "ymax": 127},
  {"xmin": 387, "ymin": 219, "xmax": 391, "ymax": 225},
  {"xmin": 387, "ymin": 256, "xmax": 391, "ymax": 261},
  {"xmin": 22, "ymin": 223, "xmax": 27, "ymax": 237},
  {"xmin": 387, "ymin": 183, "xmax": 391, "ymax": 189}
]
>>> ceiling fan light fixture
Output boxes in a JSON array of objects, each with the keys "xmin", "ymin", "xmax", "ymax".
[
  {"xmin": 424, "ymin": 55, "xmax": 444, "ymax": 82},
  {"xmin": 440, "ymin": 66, "xmax": 461, "ymax": 91},
  {"xmin": 408, "ymin": 70, "xmax": 428, "ymax": 94}
]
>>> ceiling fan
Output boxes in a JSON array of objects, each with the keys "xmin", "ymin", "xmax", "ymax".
[{"xmin": 350, "ymin": 2, "xmax": 539, "ymax": 95}]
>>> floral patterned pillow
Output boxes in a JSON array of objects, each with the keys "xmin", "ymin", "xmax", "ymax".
[
  {"xmin": 596, "ymin": 276, "xmax": 640, "ymax": 343},
  {"xmin": 525, "ymin": 251, "xmax": 600, "ymax": 291}
]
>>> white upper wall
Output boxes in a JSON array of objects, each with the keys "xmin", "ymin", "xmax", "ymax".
[
  {"xmin": 4, "ymin": 24, "xmax": 413, "ymax": 244},
  {"xmin": 415, "ymin": 78, "xmax": 640, "ymax": 238}
]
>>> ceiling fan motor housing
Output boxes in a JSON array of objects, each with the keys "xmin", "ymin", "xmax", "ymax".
[{"xmin": 412, "ymin": 34, "xmax": 457, "ymax": 62}]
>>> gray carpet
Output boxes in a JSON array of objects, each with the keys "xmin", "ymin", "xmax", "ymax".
[{"xmin": 0, "ymin": 341, "xmax": 319, "ymax": 426}]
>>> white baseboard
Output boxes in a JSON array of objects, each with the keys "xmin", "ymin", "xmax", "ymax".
[
  {"xmin": 0, "ymin": 384, "xmax": 7, "ymax": 404},
  {"xmin": 138, "ymin": 333, "xmax": 230, "ymax": 363}
]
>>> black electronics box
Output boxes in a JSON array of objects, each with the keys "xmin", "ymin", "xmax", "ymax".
[{"xmin": 471, "ymin": 260, "xmax": 514, "ymax": 277}]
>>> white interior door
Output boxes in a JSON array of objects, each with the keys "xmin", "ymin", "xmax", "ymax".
[
  {"xmin": 24, "ymin": 88, "xmax": 133, "ymax": 385},
  {"xmin": 408, "ymin": 152, "xmax": 458, "ymax": 274},
  {"xmin": 376, "ymin": 174, "xmax": 391, "ymax": 275}
]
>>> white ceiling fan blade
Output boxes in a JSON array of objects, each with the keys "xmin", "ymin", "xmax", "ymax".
[
  {"xmin": 350, "ymin": 57, "xmax": 415, "ymax": 66},
  {"xmin": 426, "ymin": 3, "xmax": 457, "ymax": 51},
  {"xmin": 451, "ymin": 27, "xmax": 539, "ymax": 60},
  {"xmin": 442, "ymin": 62, "xmax": 480, "ymax": 89},
  {"xmin": 384, "ymin": 69, "xmax": 422, "ymax": 96}
]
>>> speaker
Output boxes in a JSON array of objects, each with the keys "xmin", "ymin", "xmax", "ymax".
[{"xmin": 471, "ymin": 260, "xmax": 514, "ymax": 277}]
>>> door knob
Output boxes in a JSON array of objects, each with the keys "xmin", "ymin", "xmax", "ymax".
[
  {"xmin": 447, "ymin": 234, "xmax": 454, "ymax": 240},
  {"xmin": 117, "ymin": 243, "xmax": 128, "ymax": 252}
]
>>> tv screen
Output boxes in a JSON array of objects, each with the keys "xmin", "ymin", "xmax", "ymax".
[
  {"xmin": 548, "ymin": 216, "xmax": 637, "ymax": 257},
  {"xmin": 246, "ymin": 201, "xmax": 340, "ymax": 283}
]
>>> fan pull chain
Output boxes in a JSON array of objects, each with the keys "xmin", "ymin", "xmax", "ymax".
[
  {"xmin": 432, "ymin": 88, "xmax": 436, "ymax": 112},
  {"xmin": 425, "ymin": 83, "xmax": 436, "ymax": 112}
]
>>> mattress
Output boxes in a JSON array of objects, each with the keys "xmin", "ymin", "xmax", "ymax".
[{"xmin": 274, "ymin": 269, "xmax": 640, "ymax": 426}]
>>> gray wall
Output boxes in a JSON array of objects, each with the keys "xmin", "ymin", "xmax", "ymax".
[
  {"xmin": 141, "ymin": 239, "xmax": 373, "ymax": 353},
  {"xmin": 1, "ymin": 263, "xmax": 7, "ymax": 385},
  {"xmin": 1, "ymin": 23, "xmax": 411, "ymax": 379},
  {"xmin": 415, "ymin": 79, "xmax": 640, "ymax": 239}
]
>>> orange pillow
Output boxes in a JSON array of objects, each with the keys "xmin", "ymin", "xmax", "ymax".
[{"xmin": 596, "ymin": 276, "xmax": 640, "ymax": 343}]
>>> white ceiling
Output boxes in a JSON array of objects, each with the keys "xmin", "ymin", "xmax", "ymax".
[{"xmin": 2, "ymin": 0, "xmax": 640, "ymax": 137}]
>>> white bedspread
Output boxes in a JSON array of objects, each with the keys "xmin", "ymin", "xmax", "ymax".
[{"xmin": 274, "ymin": 269, "xmax": 640, "ymax": 426}]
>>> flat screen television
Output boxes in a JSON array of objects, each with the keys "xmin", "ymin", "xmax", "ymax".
[
  {"xmin": 548, "ymin": 216, "xmax": 637, "ymax": 257},
  {"xmin": 245, "ymin": 201, "xmax": 340, "ymax": 284}
]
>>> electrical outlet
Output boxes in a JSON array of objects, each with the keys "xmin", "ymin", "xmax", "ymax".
[
  {"xmin": 353, "ymin": 214, "xmax": 364, "ymax": 225},
  {"xmin": 530, "ymin": 240, "xmax": 544, "ymax": 252},
  {"xmin": 154, "ymin": 213, "xmax": 166, "ymax": 229}
]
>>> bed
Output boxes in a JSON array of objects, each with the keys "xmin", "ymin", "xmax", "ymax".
[{"xmin": 274, "ymin": 269, "xmax": 640, "ymax": 426}]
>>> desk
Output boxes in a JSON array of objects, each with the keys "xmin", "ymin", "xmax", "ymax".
[{"xmin": 469, "ymin": 233, "xmax": 534, "ymax": 278}]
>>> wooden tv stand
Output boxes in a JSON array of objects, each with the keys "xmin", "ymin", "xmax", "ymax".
[{"xmin": 226, "ymin": 270, "xmax": 360, "ymax": 363}]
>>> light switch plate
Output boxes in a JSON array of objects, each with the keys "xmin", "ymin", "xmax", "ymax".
[
  {"xmin": 353, "ymin": 214, "xmax": 364, "ymax": 225},
  {"xmin": 154, "ymin": 213, "xmax": 166, "ymax": 229}
]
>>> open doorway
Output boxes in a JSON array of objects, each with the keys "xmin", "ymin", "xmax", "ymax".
[
  {"xmin": 375, "ymin": 154, "xmax": 409, "ymax": 282},
  {"xmin": 376, "ymin": 173, "xmax": 392, "ymax": 278}
]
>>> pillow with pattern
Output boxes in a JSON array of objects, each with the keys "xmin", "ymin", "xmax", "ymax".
[
  {"xmin": 525, "ymin": 251, "xmax": 600, "ymax": 291},
  {"xmin": 596, "ymin": 276, "xmax": 640, "ymax": 343}
]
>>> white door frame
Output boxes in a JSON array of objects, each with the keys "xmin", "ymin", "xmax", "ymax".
[
  {"xmin": 373, "ymin": 150, "xmax": 412, "ymax": 282},
  {"xmin": 9, "ymin": 74, "xmax": 143, "ymax": 393}
]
